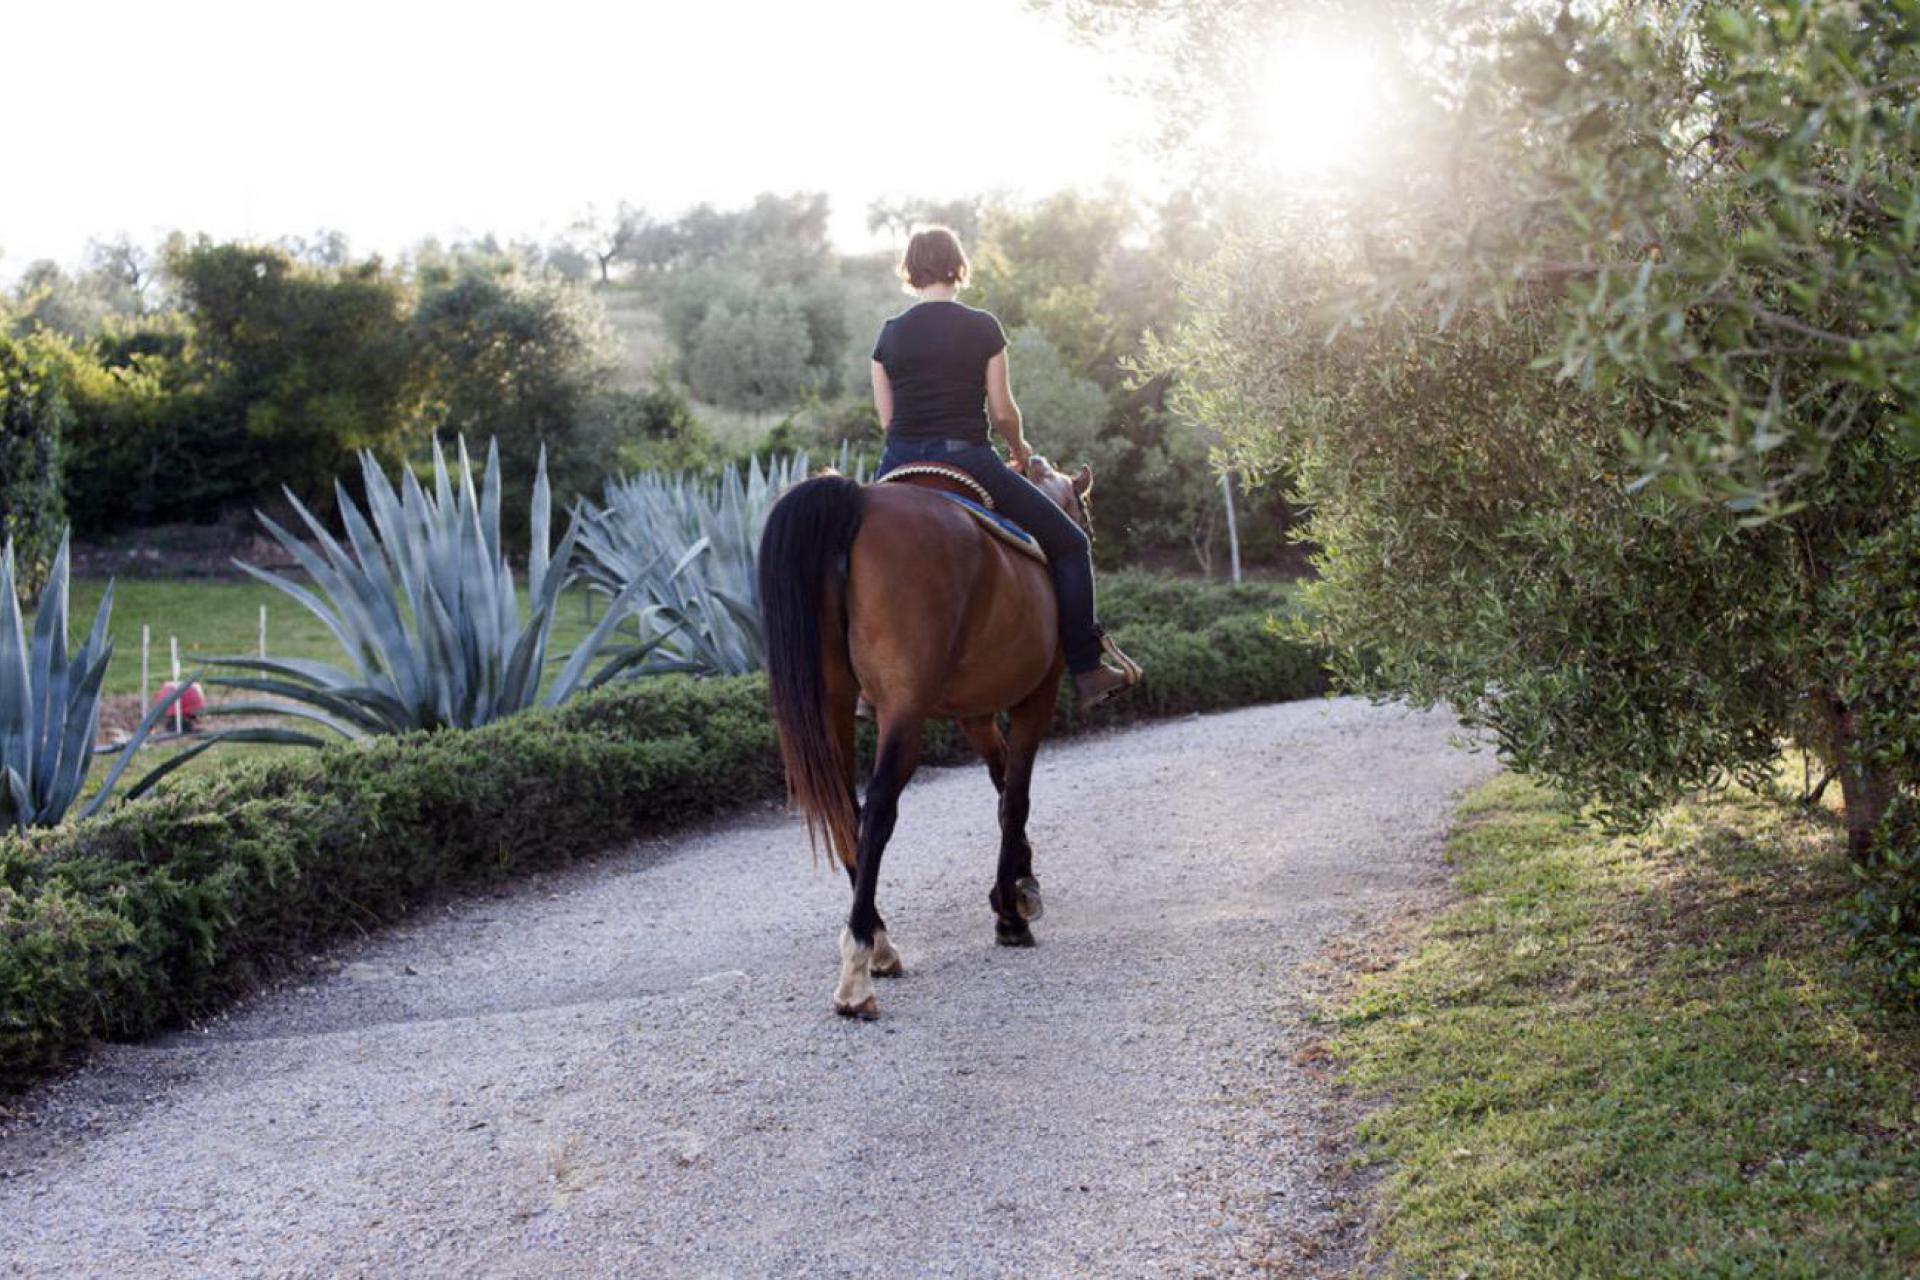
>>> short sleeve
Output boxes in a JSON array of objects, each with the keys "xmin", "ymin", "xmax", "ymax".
[
  {"xmin": 870, "ymin": 320, "xmax": 891, "ymax": 364},
  {"xmin": 981, "ymin": 311, "xmax": 1008, "ymax": 358}
]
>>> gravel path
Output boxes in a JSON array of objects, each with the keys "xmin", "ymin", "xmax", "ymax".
[{"xmin": 0, "ymin": 699, "xmax": 1494, "ymax": 1278}]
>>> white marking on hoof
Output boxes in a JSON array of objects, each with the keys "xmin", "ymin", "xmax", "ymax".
[
  {"xmin": 870, "ymin": 928, "xmax": 905, "ymax": 978},
  {"xmin": 1014, "ymin": 876, "xmax": 1044, "ymax": 922},
  {"xmin": 832, "ymin": 927, "xmax": 877, "ymax": 1017}
]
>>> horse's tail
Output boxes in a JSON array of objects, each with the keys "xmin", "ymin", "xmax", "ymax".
[{"xmin": 758, "ymin": 473, "xmax": 864, "ymax": 870}]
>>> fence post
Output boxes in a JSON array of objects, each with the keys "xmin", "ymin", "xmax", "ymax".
[{"xmin": 170, "ymin": 636, "xmax": 183, "ymax": 735}]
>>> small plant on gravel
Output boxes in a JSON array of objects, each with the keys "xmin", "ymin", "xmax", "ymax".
[
  {"xmin": 212, "ymin": 438, "xmax": 661, "ymax": 737},
  {"xmin": 1, "ymin": 533, "xmax": 286, "ymax": 829}
]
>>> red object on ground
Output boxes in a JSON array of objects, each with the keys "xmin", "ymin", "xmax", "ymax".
[{"xmin": 154, "ymin": 681, "xmax": 207, "ymax": 728}]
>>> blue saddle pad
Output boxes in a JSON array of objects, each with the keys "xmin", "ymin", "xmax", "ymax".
[{"xmin": 932, "ymin": 491, "xmax": 1039, "ymax": 548}]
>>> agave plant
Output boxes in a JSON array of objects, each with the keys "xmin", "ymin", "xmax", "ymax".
[
  {"xmin": 212, "ymin": 438, "xmax": 659, "ymax": 739},
  {"xmin": 575, "ymin": 448, "xmax": 868, "ymax": 677},
  {"xmin": 1, "ymin": 534, "xmax": 289, "ymax": 830}
]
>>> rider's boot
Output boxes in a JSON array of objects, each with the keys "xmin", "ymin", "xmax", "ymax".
[
  {"xmin": 1073, "ymin": 633, "xmax": 1143, "ymax": 712},
  {"xmin": 1074, "ymin": 663, "xmax": 1134, "ymax": 712}
]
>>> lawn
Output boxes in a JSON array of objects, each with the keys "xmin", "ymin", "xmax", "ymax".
[
  {"xmin": 1331, "ymin": 774, "xmax": 1920, "ymax": 1276},
  {"xmin": 66, "ymin": 576, "xmax": 620, "ymax": 784},
  {"xmin": 69, "ymin": 576, "xmax": 613, "ymax": 700}
]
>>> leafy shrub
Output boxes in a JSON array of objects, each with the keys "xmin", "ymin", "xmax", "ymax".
[
  {"xmin": 0, "ymin": 584, "xmax": 1322, "ymax": 1088},
  {"xmin": 0, "ymin": 335, "xmax": 69, "ymax": 600},
  {"xmin": 1847, "ymin": 795, "xmax": 1920, "ymax": 1008}
]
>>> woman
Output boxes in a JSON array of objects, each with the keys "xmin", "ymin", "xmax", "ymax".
[{"xmin": 870, "ymin": 226, "xmax": 1136, "ymax": 711}]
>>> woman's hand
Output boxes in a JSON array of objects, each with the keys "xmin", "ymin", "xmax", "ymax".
[{"xmin": 1005, "ymin": 437, "xmax": 1033, "ymax": 471}]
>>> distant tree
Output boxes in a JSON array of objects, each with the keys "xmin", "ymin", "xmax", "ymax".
[
  {"xmin": 8, "ymin": 260, "xmax": 134, "ymax": 340},
  {"xmin": 170, "ymin": 240, "xmax": 422, "ymax": 501},
  {"xmin": 685, "ymin": 297, "xmax": 814, "ymax": 415},
  {"xmin": 577, "ymin": 381, "xmax": 719, "ymax": 476},
  {"xmin": 866, "ymin": 196, "xmax": 983, "ymax": 247},
  {"xmin": 279, "ymin": 229, "xmax": 352, "ymax": 268},
  {"xmin": 542, "ymin": 239, "xmax": 596, "ymax": 283},
  {"xmin": 411, "ymin": 261, "xmax": 612, "ymax": 519},
  {"xmin": 574, "ymin": 202, "xmax": 650, "ymax": 284},
  {"xmin": 83, "ymin": 237, "xmax": 154, "ymax": 312}
]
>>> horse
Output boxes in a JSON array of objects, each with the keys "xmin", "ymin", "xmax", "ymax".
[{"xmin": 756, "ymin": 455, "xmax": 1095, "ymax": 1018}]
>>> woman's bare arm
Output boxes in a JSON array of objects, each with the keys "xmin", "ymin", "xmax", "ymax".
[
  {"xmin": 985, "ymin": 350, "xmax": 1030, "ymax": 468},
  {"xmin": 870, "ymin": 359, "xmax": 894, "ymax": 431}
]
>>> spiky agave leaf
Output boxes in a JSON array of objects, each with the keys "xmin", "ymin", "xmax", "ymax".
[
  {"xmin": 573, "ymin": 451, "xmax": 871, "ymax": 677},
  {"xmin": 213, "ymin": 437, "xmax": 642, "ymax": 739},
  {"xmin": 0, "ymin": 533, "xmax": 226, "ymax": 829}
]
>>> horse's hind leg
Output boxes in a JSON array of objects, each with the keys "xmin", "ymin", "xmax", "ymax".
[
  {"xmin": 830, "ymin": 665, "xmax": 902, "ymax": 980},
  {"xmin": 988, "ymin": 673, "xmax": 1061, "ymax": 948},
  {"xmin": 835, "ymin": 713, "xmax": 924, "ymax": 1018},
  {"xmin": 960, "ymin": 714, "xmax": 1009, "ymax": 794}
]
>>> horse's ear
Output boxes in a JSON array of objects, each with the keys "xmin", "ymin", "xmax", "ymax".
[{"xmin": 1073, "ymin": 464, "xmax": 1094, "ymax": 497}]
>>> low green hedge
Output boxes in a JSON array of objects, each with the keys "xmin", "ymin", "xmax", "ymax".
[{"xmin": 0, "ymin": 576, "xmax": 1321, "ymax": 1089}]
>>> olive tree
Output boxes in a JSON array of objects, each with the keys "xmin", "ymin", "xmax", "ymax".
[{"xmin": 1144, "ymin": 0, "xmax": 1920, "ymax": 859}]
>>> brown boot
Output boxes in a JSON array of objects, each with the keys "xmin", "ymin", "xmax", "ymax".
[{"xmin": 1074, "ymin": 663, "xmax": 1135, "ymax": 713}]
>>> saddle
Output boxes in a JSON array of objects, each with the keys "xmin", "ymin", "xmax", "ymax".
[{"xmin": 876, "ymin": 464, "xmax": 1047, "ymax": 565}]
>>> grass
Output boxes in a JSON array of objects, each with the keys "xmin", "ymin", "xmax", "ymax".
[
  {"xmin": 69, "ymin": 576, "xmax": 611, "ymax": 700},
  {"xmin": 1332, "ymin": 773, "xmax": 1920, "ymax": 1278}
]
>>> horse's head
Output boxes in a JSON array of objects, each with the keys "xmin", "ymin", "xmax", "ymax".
[{"xmin": 1023, "ymin": 454, "xmax": 1095, "ymax": 542}]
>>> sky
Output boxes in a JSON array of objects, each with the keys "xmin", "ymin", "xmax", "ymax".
[{"xmin": 2, "ymin": 0, "xmax": 1162, "ymax": 277}]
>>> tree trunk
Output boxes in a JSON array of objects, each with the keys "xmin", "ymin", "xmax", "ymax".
[{"xmin": 1821, "ymin": 691, "xmax": 1899, "ymax": 862}]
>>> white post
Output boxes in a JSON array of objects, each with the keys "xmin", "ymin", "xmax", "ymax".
[
  {"xmin": 1221, "ymin": 469, "xmax": 1243, "ymax": 585},
  {"xmin": 170, "ymin": 636, "xmax": 183, "ymax": 735},
  {"xmin": 141, "ymin": 625, "xmax": 151, "ymax": 710},
  {"xmin": 259, "ymin": 605, "xmax": 268, "ymax": 658}
]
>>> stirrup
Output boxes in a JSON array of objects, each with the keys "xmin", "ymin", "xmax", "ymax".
[{"xmin": 1100, "ymin": 634, "xmax": 1144, "ymax": 685}]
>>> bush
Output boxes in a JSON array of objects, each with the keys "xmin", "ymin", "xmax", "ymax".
[
  {"xmin": 1848, "ymin": 796, "xmax": 1920, "ymax": 1008},
  {"xmin": 0, "ymin": 585, "xmax": 1320, "ymax": 1088},
  {"xmin": 0, "ymin": 335, "xmax": 70, "ymax": 600}
]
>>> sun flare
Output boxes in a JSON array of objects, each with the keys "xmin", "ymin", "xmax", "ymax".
[{"xmin": 1249, "ymin": 33, "xmax": 1387, "ymax": 181}]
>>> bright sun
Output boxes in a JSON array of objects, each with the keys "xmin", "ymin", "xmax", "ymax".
[{"xmin": 1250, "ymin": 33, "xmax": 1387, "ymax": 181}]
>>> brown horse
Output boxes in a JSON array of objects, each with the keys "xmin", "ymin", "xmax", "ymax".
[{"xmin": 757, "ymin": 456, "xmax": 1095, "ymax": 1018}]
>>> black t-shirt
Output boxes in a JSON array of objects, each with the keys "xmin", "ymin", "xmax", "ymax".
[{"xmin": 871, "ymin": 300, "xmax": 1008, "ymax": 443}]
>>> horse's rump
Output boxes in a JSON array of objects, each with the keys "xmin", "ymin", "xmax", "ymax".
[{"xmin": 848, "ymin": 486, "xmax": 1060, "ymax": 722}]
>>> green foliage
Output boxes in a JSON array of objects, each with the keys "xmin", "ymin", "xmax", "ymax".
[
  {"xmin": 0, "ymin": 576, "xmax": 1321, "ymax": 1088},
  {"xmin": 1152, "ymin": 4, "xmax": 1920, "ymax": 848},
  {"xmin": 685, "ymin": 296, "xmax": 818, "ymax": 413},
  {"xmin": 215, "ymin": 439, "xmax": 651, "ymax": 736},
  {"xmin": 578, "ymin": 382, "xmax": 721, "ymax": 475},
  {"xmin": 1474, "ymin": 0, "xmax": 1920, "ymax": 514},
  {"xmin": 1849, "ymin": 795, "xmax": 1920, "ymax": 1007},
  {"xmin": 170, "ymin": 240, "xmax": 422, "ymax": 503},
  {"xmin": 1335, "ymin": 774, "xmax": 1920, "ymax": 1276},
  {"xmin": 0, "ymin": 335, "xmax": 69, "ymax": 599},
  {"xmin": 410, "ymin": 261, "xmax": 610, "ymax": 526},
  {"xmin": 48, "ymin": 313, "xmax": 240, "ymax": 532}
]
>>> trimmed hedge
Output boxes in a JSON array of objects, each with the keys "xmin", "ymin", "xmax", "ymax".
[{"xmin": 0, "ymin": 576, "xmax": 1322, "ymax": 1089}]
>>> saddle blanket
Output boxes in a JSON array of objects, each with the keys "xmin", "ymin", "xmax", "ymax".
[{"xmin": 931, "ymin": 492, "xmax": 1047, "ymax": 565}]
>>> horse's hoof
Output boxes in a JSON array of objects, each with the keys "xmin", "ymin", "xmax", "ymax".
[
  {"xmin": 995, "ymin": 923, "xmax": 1037, "ymax": 948},
  {"xmin": 870, "ymin": 929, "xmax": 904, "ymax": 977},
  {"xmin": 1014, "ymin": 876, "xmax": 1044, "ymax": 923},
  {"xmin": 834, "ymin": 994, "xmax": 881, "ymax": 1020}
]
